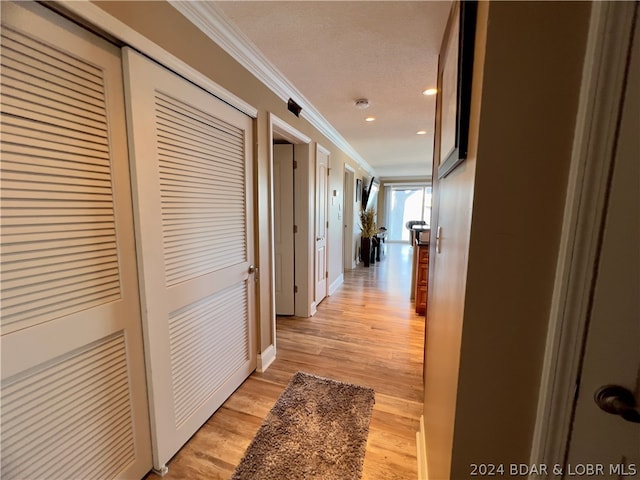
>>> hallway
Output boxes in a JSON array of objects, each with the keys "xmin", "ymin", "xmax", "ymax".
[{"xmin": 146, "ymin": 244, "xmax": 425, "ymax": 479}]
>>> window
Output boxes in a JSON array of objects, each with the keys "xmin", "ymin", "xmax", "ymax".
[{"xmin": 386, "ymin": 185, "xmax": 432, "ymax": 242}]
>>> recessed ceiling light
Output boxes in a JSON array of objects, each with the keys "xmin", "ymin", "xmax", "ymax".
[
  {"xmin": 416, "ymin": 130, "xmax": 427, "ymax": 135},
  {"xmin": 365, "ymin": 116, "xmax": 376, "ymax": 122},
  {"xmin": 422, "ymin": 88, "xmax": 437, "ymax": 96}
]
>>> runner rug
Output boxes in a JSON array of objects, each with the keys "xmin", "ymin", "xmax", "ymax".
[{"xmin": 231, "ymin": 371, "xmax": 375, "ymax": 480}]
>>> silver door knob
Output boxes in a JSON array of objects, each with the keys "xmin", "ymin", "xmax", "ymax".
[{"xmin": 248, "ymin": 265, "xmax": 258, "ymax": 274}]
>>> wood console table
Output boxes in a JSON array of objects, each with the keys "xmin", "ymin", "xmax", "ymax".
[{"xmin": 414, "ymin": 241, "xmax": 429, "ymax": 315}]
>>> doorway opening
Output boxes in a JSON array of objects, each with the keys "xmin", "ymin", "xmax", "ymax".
[
  {"xmin": 269, "ymin": 114, "xmax": 313, "ymax": 318},
  {"xmin": 343, "ymin": 166, "xmax": 356, "ymax": 270},
  {"xmin": 384, "ymin": 185, "xmax": 432, "ymax": 242}
]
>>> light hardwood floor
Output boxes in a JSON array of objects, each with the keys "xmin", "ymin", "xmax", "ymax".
[{"xmin": 144, "ymin": 243, "xmax": 424, "ymax": 479}]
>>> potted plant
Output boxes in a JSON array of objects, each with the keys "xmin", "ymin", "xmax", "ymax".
[{"xmin": 359, "ymin": 208, "xmax": 376, "ymax": 267}]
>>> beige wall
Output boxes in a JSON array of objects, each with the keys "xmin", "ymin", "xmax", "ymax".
[
  {"xmin": 424, "ymin": 1, "xmax": 591, "ymax": 478},
  {"xmin": 92, "ymin": 1, "xmax": 365, "ymax": 349},
  {"xmin": 327, "ymin": 153, "xmax": 344, "ymax": 289}
]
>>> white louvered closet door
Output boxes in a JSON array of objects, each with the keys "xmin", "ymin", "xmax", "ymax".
[
  {"xmin": 123, "ymin": 48, "xmax": 256, "ymax": 471},
  {"xmin": 0, "ymin": 3, "xmax": 152, "ymax": 479}
]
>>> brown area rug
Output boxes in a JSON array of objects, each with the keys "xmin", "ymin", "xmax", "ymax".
[{"xmin": 231, "ymin": 371, "xmax": 375, "ymax": 480}]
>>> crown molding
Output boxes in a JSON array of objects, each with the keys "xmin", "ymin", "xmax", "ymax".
[
  {"xmin": 55, "ymin": 1, "xmax": 258, "ymax": 118},
  {"xmin": 169, "ymin": 0, "xmax": 375, "ymax": 176}
]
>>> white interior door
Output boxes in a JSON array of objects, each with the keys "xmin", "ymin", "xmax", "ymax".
[
  {"xmin": 273, "ymin": 144, "xmax": 295, "ymax": 315},
  {"xmin": 0, "ymin": 3, "xmax": 151, "ymax": 479},
  {"xmin": 123, "ymin": 48, "xmax": 256, "ymax": 471},
  {"xmin": 315, "ymin": 146, "xmax": 329, "ymax": 304},
  {"xmin": 566, "ymin": 12, "xmax": 639, "ymax": 471}
]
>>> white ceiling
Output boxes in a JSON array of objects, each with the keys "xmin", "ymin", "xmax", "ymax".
[{"xmin": 209, "ymin": 1, "xmax": 451, "ymax": 179}]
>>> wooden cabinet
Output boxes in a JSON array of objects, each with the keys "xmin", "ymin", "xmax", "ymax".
[{"xmin": 414, "ymin": 243, "xmax": 429, "ymax": 315}]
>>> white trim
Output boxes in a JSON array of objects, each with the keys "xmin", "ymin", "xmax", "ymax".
[
  {"xmin": 317, "ymin": 143, "xmax": 331, "ymax": 156},
  {"xmin": 169, "ymin": 0, "xmax": 375, "ymax": 177},
  {"xmin": 529, "ymin": 1, "xmax": 636, "ymax": 472},
  {"xmin": 57, "ymin": 1, "xmax": 258, "ymax": 118},
  {"xmin": 343, "ymin": 165, "xmax": 356, "ymax": 272},
  {"xmin": 310, "ymin": 302, "xmax": 317, "ymax": 317},
  {"xmin": 328, "ymin": 274, "xmax": 344, "ymax": 296},
  {"xmin": 271, "ymin": 113, "xmax": 312, "ymax": 145},
  {"xmin": 256, "ymin": 344, "xmax": 276, "ymax": 373},
  {"xmin": 386, "ymin": 182, "xmax": 431, "ymax": 188},
  {"xmin": 269, "ymin": 113, "xmax": 313, "ymax": 334},
  {"xmin": 272, "ymin": 120, "xmax": 315, "ymax": 318},
  {"xmin": 416, "ymin": 415, "xmax": 429, "ymax": 480}
]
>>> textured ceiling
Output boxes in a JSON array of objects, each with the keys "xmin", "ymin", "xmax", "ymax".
[{"xmin": 214, "ymin": 1, "xmax": 451, "ymax": 178}]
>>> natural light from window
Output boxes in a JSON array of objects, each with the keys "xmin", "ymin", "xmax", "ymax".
[{"xmin": 387, "ymin": 186, "xmax": 432, "ymax": 242}]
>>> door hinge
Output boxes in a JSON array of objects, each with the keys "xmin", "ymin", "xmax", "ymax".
[
  {"xmin": 293, "ymin": 160, "xmax": 298, "ymax": 169},
  {"xmin": 325, "ymin": 271, "xmax": 328, "ymax": 278},
  {"xmin": 327, "ymin": 168, "xmax": 331, "ymax": 176},
  {"xmin": 326, "ymin": 221, "xmax": 329, "ymax": 229},
  {"xmin": 293, "ymin": 225, "xmax": 298, "ymax": 234},
  {"xmin": 294, "ymin": 285, "xmax": 298, "ymax": 293}
]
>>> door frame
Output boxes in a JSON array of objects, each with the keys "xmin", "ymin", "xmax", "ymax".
[
  {"xmin": 530, "ymin": 1, "xmax": 637, "ymax": 468},
  {"xmin": 314, "ymin": 143, "xmax": 330, "ymax": 306},
  {"xmin": 343, "ymin": 165, "xmax": 356, "ymax": 270},
  {"xmin": 268, "ymin": 114, "xmax": 313, "ymax": 321}
]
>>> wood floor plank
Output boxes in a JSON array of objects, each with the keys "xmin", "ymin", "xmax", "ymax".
[{"xmin": 144, "ymin": 244, "xmax": 424, "ymax": 479}]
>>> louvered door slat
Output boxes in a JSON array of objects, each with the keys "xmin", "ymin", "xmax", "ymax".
[
  {"xmin": 159, "ymin": 178, "xmax": 244, "ymax": 196},
  {"xmin": 2, "ymin": 172, "xmax": 111, "ymax": 193},
  {"xmin": 2, "ymin": 220, "xmax": 114, "ymax": 237},
  {"xmin": 2, "ymin": 186, "xmax": 113, "ymax": 202},
  {"xmin": 1, "ymin": 102, "xmax": 108, "ymax": 138},
  {"xmin": 156, "ymin": 125, "xmax": 244, "ymax": 162},
  {"xmin": 155, "ymin": 94, "xmax": 243, "ymax": 139},
  {"xmin": 156, "ymin": 122, "xmax": 244, "ymax": 158},
  {"xmin": 0, "ymin": 30, "xmax": 103, "ymax": 86},
  {"xmin": 162, "ymin": 219, "xmax": 243, "ymax": 233},
  {"xmin": 157, "ymin": 148, "xmax": 245, "ymax": 177},
  {"xmin": 1, "ymin": 86, "xmax": 107, "ymax": 127},
  {"xmin": 2, "ymin": 257, "xmax": 118, "ymax": 287},
  {"xmin": 3, "ymin": 130, "xmax": 110, "ymax": 160},
  {"xmin": 1, "ymin": 334, "xmax": 134, "ymax": 480},
  {"xmin": 2, "ymin": 73, "xmax": 108, "ymax": 116},
  {"xmin": 0, "ymin": 55, "xmax": 104, "ymax": 102},
  {"xmin": 1, "ymin": 5, "xmax": 151, "ymax": 479},
  {"xmin": 158, "ymin": 146, "xmax": 244, "ymax": 172},
  {"xmin": 1, "ymin": 279, "xmax": 121, "ymax": 325},
  {"xmin": 162, "ymin": 228, "xmax": 245, "ymax": 249},
  {"xmin": 3, "ymin": 120, "xmax": 109, "ymax": 153},
  {"xmin": 169, "ymin": 283, "xmax": 249, "ymax": 426},
  {"xmin": 2, "ymin": 150, "xmax": 111, "ymax": 174},
  {"xmin": 1, "ymin": 233, "xmax": 115, "ymax": 255},
  {"xmin": 4, "ymin": 114, "xmax": 109, "ymax": 145},
  {"xmin": 3, "ymin": 250, "xmax": 117, "ymax": 275},
  {"xmin": 158, "ymin": 124, "xmax": 242, "ymax": 161},
  {"xmin": 2, "ymin": 63, "xmax": 107, "ymax": 110},
  {"xmin": 157, "ymin": 89, "xmax": 247, "ymax": 285}
]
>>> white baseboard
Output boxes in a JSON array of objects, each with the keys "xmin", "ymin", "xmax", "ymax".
[
  {"xmin": 328, "ymin": 274, "xmax": 344, "ymax": 295},
  {"xmin": 256, "ymin": 344, "xmax": 276, "ymax": 373},
  {"xmin": 416, "ymin": 415, "xmax": 428, "ymax": 480}
]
